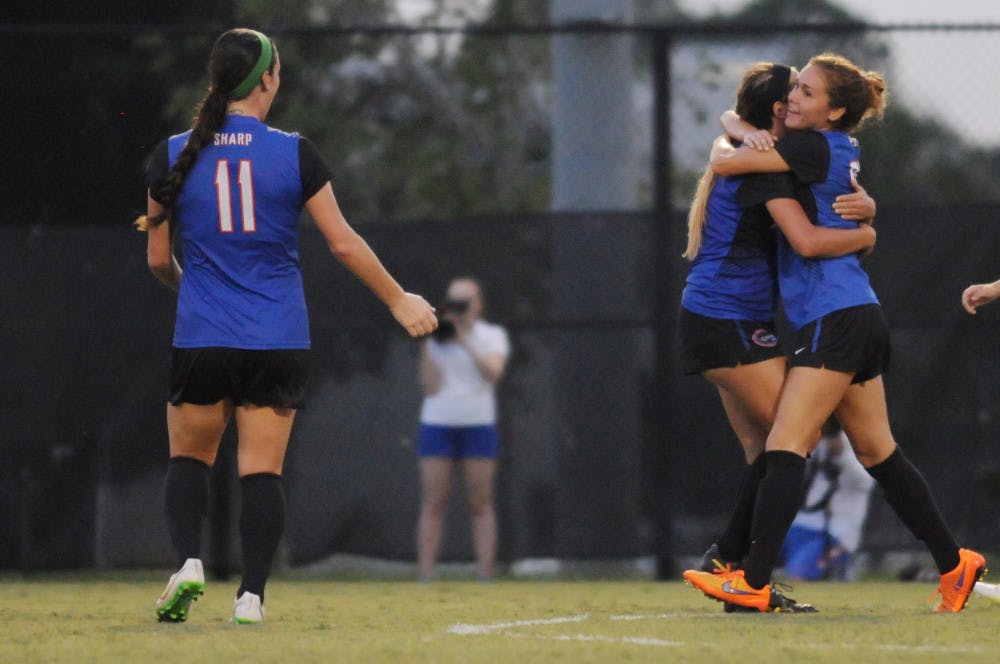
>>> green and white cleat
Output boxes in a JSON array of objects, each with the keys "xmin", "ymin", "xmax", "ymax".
[
  {"xmin": 155, "ymin": 558, "xmax": 205, "ymax": 623},
  {"xmin": 232, "ymin": 591, "xmax": 265, "ymax": 625}
]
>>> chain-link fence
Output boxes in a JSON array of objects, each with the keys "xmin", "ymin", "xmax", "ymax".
[
  {"xmin": 2, "ymin": 21, "xmax": 1000, "ymax": 570},
  {"xmin": 4, "ymin": 22, "xmax": 1000, "ymax": 225}
]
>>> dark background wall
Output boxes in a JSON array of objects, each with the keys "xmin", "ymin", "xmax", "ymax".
[
  {"xmin": 3, "ymin": 12, "xmax": 1000, "ymax": 570},
  {"xmin": 4, "ymin": 203, "xmax": 1000, "ymax": 570}
]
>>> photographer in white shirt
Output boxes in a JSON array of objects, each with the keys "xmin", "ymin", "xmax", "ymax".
[{"xmin": 416, "ymin": 277, "xmax": 510, "ymax": 580}]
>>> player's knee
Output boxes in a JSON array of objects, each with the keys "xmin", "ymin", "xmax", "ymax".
[
  {"xmin": 853, "ymin": 441, "xmax": 896, "ymax": 468},
  {"xmin": 738, "ymin": 436, "xmax": 765, "ymax": 462},
  {"xmin": 421, "ymin": 491, "xmax": 451, "ymax": 515},
  {"xmin": 237, "ymin": 457, "xmax": 283, "ymax": 477},
  {"xmin": 842, "ymin": 429, "xmax": 895, "ymax": 466},
  {"xmin": 174, "ymin": 448, "xmax": 217, "ymax": 467},
  {"xmin": 765, "ymin": 427, "xmax": 811, "ymax": 455}
]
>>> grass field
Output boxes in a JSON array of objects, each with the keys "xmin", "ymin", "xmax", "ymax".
[{"xmin": 2, "ymin": 573, "xmax": 999, "ymax": 663}]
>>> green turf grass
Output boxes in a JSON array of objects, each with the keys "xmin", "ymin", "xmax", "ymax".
[{"xmin": 1, "ymin": 574, "xmax": 998, "ymax": 663}]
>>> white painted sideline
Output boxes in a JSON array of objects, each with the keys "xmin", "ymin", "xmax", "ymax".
[
  {"xmin": 609, "ymin": 613, "xmax": 675, "ymax": 621},
  {"xmin": 447, "ymin": 614, "xmax": 589, "ymax": 635},
  {"xmin": 549, "ymin": 634, "xmax": 683, "ymax": 648},
  {"xmin": 446, "ymin": 613, "xmax": 991, "ymax": 655}
]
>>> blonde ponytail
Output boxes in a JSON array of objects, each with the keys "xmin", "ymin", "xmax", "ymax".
[{"xmin": 683, "ymin": 165, "xmax": 716, "ymax": 260}]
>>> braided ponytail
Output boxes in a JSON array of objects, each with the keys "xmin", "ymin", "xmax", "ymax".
[
  {"xmin": 134, "ymin": 88, "xmax": 228, "ymax": 231},
  {"xmin": 135, "ymin": 29, "xmax": 276, "ymax": 231}
]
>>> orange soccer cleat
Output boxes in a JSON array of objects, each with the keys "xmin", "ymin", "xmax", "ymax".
[
  {"xmin": 682, "ymin": 567, "xmax": 816, "ymax": 613},
  {"xmin": 934, "ymin": 548, "xmax": 987, "ymax": 613}
]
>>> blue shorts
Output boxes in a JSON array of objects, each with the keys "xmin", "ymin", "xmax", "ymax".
[
  {"xmin": 781, "ymin": 524, "xmax": 849, "ymax": 580},
  {"xmin": 417, "ymin": 424, "xmax": 499, "ymax": 459}
]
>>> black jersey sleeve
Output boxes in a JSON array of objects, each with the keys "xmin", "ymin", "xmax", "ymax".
[
  {"xmin": 774, "ymin": 130, "xmax": 830, "ymax": 184},
  {"xmin": 737, "ymin": 172, "xmax": 798, "ymax": 208},
  {"xmin": 299, "ymin": 137, "xmax": 333, "ymax": 202},
  {"xmin": 146, "ymin": 138, "xmax": 170, "ymax": 203}
]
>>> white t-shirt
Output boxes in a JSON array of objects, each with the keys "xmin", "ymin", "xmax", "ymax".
[
  {"xmin": 791, "ymin": 432, "xmax": 876, "ymax": 552},
  {"xmin": 420, "ymin": 320, "xmax": 510, "ymax": 426}
]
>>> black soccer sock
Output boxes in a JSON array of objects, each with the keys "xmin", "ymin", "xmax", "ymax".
[
  {"xmin": 866, "ymin": 446, "xmax": 960, "ymax": 574},
  {"xmin": 716, "ymin": 453, "xmax": 767, "ymax": 562},
  {"xmin": 744, "ymin": 451, "xmax": 807, "ymax": 590},
  {"xmin": 164, "ymin": 456, "xmax": 210, "ymax": 568},
  {"xmin": 237, "ymin": 473, "xmax": 285, "ymax": 603}
]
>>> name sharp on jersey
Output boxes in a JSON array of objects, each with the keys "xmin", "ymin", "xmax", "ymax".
[{"xmin": 214, "ymin": 132, "xmax": 253, "ymax": 146}]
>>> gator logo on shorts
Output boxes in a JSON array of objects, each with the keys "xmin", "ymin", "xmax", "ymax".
[{"xmin": 751, "ymin": 328, "xmax": 778, "ymax": 348}]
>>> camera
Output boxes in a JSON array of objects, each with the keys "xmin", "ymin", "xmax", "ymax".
[
  {"xmin": 433, "ymin": 319, "xmax": 456, "ymax": 342},
  {"xmin": 432, "ymin": 298, "xmax": 471, "ymax": 342},
  {"xmin": 444, "ymin": 298, "xmax": 470, "ymax": 315}
]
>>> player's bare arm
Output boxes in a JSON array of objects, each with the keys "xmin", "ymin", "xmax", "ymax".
[
  {"xmin": 710, "ymin": 134, "xmax": 790, "ymax": 177},
  {"xmin": 962, "ymin": 280, "xmax": 1000, "ymax": 314},
  {"xmin": 833, "ymin": 180, "xmax": 876, "ymax": 223},
  {"xmin": 721, "ymin": 109, "xmax": 776, "ymax": 151},
  {"xmin": 766, "ymin": 198, "xmax": 875, "ymax": 258},
  {"xmin": 145, "ymin": 194, "xmax": 182, "ymax": 292},
  {"xmin": 306, "ymin": 183, "xmax": 437, "ymax": 337}
]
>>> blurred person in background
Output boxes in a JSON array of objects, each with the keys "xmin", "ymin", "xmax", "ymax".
[
  {"xmin": 416, "ymin": 277, "xmax": 509, "ymax": 581},
  {"xmin": 781, "ymin": 418, "xmax": 875, "ymax": 581},
  {"xmin": 138, "ymin": 28, "xmax": 436, "ymax": 624}
]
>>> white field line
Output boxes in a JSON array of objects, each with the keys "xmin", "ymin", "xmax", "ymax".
[
  {"xmin": 875, "ymin": 644, "xmax": 989, "ymax": 654},
  {"xmin": 608, "ymin": 613, "xmax": 730, "ymax": 621},
  {"xmin": 489, "ymin": 630, "xmax": 682, "ymax": 648},
  {"xmin": 514, "ymin": 632, "xmax": 989, "ymax": 654},
  {"xmin": 447, "ymin": 614, "xmax": 589, "ymax": 635},
  {"xmin": 447, "ymin": 613, "xmax": 992, "ymax": 655},
  {"xmin": 544, "ymin": 633, "xmax": 683, "ymax": 648}
]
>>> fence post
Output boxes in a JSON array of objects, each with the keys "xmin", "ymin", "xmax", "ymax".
[{"xmin": 646, "ymin": 28, "xmax": 677, "ymax": 578}]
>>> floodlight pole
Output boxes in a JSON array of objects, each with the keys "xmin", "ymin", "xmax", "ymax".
[{"xmin": 550, "ymin": 0, "xmax": 641, "ymax": 560}]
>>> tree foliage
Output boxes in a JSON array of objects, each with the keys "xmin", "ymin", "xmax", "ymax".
[
  {"xmin": 3, "ymin": 0, "xmax": 998, "ymax": 227},
  {"xmin": 671, "ymin": 0, "xmax": 997, "ymax": 206}
]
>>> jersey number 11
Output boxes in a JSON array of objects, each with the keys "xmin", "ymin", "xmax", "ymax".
[{"xmin": 215, "ymin": 159, "xmax": 256, "ymax": 233}]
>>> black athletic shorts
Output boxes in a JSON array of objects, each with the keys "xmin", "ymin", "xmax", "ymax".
[
  {"xmin": 679, "ymin": 307, "xmax": 783, "ymax": 375},
  {"xmin": 784, "ymin": 304, "xmax": 890, "ymax": 384},
  {"xmin": 169, "ymin": 347, "xmax": 310, "ymax": 408}
]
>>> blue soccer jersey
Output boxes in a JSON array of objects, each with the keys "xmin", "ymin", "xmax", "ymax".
[
  {"xmin": 147, "ymin": 115, "xmax": 331, "ymax": 350},
  {"xmin": 681, "ymin": 174, "xmax": 779, "ymax": 321},
  {"xmin": 772, "ymin": 130, "xmax": 879, "ymax": 330}
]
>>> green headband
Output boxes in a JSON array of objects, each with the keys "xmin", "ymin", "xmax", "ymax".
[{"xmin": 228, "ymin": 30, "xmax": 273, "ymax": 100}]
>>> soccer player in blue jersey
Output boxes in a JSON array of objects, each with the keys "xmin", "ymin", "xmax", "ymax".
[
  {"xmin": 136, "ymin": 28, "xmax": 437, "ymax": 624},
  {"xmin": 681, "ymin": 63, "xmax": 875, "ymax": 612},
  {"xmin": 684, "ymin": 53, "xmax": 985, "ymax": 613}
]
